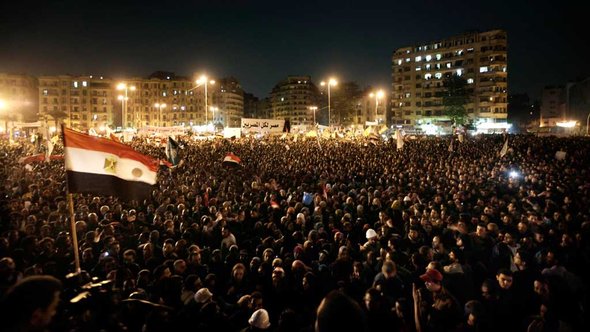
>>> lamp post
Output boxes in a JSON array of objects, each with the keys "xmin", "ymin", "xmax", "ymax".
[
  {"xmin": 309, "ymin": 106, "xmax": 318, "ymax": 125},
  {"xmin": 320, "ymin": 78, "xmax": 337, "ymax": 128},
  {"xmin": 154, "ymin": 103, "xmax": 167, "ymax": 127},
  {"xmin": 196, "ymin": 75, "xmax": 215, "ymax": 125},
  {"xmin": 116, "ymin": 83, "xmax": 136, "ymax": 129},
  {"xmin": 369, "ymin": 90, "xmax": 384, "ymax": 123}
]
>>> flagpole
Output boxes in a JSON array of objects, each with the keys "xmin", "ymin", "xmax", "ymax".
[
  {"xmin": 67, "ymin": 193, "xmax": 81, "ymax": 273},
  {"xmin": 62, "ymin": 125, "xmax": 81, "ymax": 273}
]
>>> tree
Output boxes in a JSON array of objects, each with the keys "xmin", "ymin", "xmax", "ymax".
[
  {"xmin": 333, "ymin": 82, "xmax": 363, "ymax": 126},
  {"xmin": 443, "ymin": 74, "xmax": 470, "ymax": 125},
  {"xmin": 46, "ymin": 109, "xmax": 68, "ymax": 128}
]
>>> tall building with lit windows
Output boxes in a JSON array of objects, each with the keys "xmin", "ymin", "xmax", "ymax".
[
  {"xmin": 38, "ymin": 75, "xmax": 115, "ymax": 130},
  {"xmin": 270, "ymin": 76, "xmax": 321, "ymax": 126},
  {"xmin": 212, "ymin": 77, "xmax": 244, "ymax": 128},
  {"xmin": 390, "ymin": 29, "xmax": 508, "ymax": 129}
]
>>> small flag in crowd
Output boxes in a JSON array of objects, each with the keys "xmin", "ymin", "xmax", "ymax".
[
  {"xmin": 165, "ymin": 137, "xmax": 180, "ymax": 166},
  {"xmin": 223, "ymin": 152, "xmax": 242, "ymax": 167},
  {"xmin": 368, "ymin": 133, "xmax": 380, "ymax": 145},
  {"xmin": 396, "ymin": 130, "xmax": 404, "ymax": 150},
  {"xmin": 63, "ymin": 127, "xmax": 158, "ymax": 201},
  {"xmin": 499, "ymin": 137, "xmax": 509, "ymax": 157}
]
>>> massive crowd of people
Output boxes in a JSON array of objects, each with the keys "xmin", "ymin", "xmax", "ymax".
[{"xmin": 0, "ymin": 132, "xmax": 589, "ymax": 331}]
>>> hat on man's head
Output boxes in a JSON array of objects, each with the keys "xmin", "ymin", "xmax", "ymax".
[
  {"xmin": 420, "ymin": 269, "xmax": 443, "ymax": 283},
  {"xmin": 248, "ymin": 308, "xmax": 271, "ymax": 329},
  {"xmin": 194, "ymin": 287, "xmax": 213, "ymax": 303},
  {"xmin": 366, "ymin": 228, "xmax": 377, "ymax": 239}
]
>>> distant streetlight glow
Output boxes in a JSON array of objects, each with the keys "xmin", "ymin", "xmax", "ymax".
[
  {"xmin": 116, "ymin": 82, "xmax": 136, "ymax": 128},
  {"xmin": 154, "ymin": 103, "xmax": 167, "ymax": 126},
  {"xmin": 309, "ymin": 106, "xmax": 318, "ymax": 125},
  {"xmin": 556, "ymin": 120, "xmax": 577, "ymax": 128},
  {"xmin": 196, "ymin": 75, "xmax": 216, "ymax": 125},
  {"xmin": 369, "ymin": 90, "xmax": 384, "ymax": 122},
  {"xmin": 320, "ymin": 78, "xmax": 337, "ymax": 127}
]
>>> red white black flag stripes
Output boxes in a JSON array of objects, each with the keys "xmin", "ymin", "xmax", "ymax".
[
  {"xmin": 223, "ymin": 152, "xmax": 242, "ymax": 167},
  {"xmin": 63, "ymin": 127, "xmax": 158, "ymax": 201}
]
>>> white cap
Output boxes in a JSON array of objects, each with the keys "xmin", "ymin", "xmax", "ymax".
[
  {"xmin": 194, "ymin": 287, "xmax": 213, "ymax": 304},
  {"xmin": 249, "ymin": 308, "xmax": 271, "ymax": 329},
  {"xmin": 366, "ymin": 228, "xmax": 377, "ymax": 239}
]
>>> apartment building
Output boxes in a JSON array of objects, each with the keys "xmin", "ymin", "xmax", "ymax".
[
  {"xmin": 270, "ymin": 76, "xmax": 320, "ymax": 125},
  {"xmin": 391, "ymin": 29, "xmax": 508, "ymax": 127},
  {"xmin": 213, "ymin": 77, "xmax": 244, "ymax": 128},
  {"xmin": 0, "ymin": 73, "xmax": 38, "ymax": 123},
  {"xmin": 38, "ymin": 75, "xmax": 115, "ymax": 130},
  {"xmin": 36, "ymin": 72, "xmax": 250, "ymax": 130},
  {"xmin": 539, "ymin": 86, "xmax": 565, "ymax": 127}
]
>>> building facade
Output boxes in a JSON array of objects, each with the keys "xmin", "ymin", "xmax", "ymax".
[
  {"xmin": 270, "ymin": 76, "xmax": 320, "ymax": 126},
  {"xmin": 213, "ymin": 77, "xmax": 244, "ymax": 128},
  {"xmin": 36, "ymin": 72, "xmax": 247, "ymax": 131},
  {"xmin": 38, "ymin": 75, "xmax": 116, "ymax": 130},
  {"xmin": 391, "ymin": 29, "xmax": 508, "ymax": 127},
  {"xmin": 0, "ymin": 73, "xmax": 38, "ymax": 124},
  {"xmin": 539, "ymin": 86, "xmax": 565, "ymax": 127}
]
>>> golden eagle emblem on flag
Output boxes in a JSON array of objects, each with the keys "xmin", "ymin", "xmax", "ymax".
[{"xmin": 104, "ymin": 156, "xmax": 117, "ymax": 174}]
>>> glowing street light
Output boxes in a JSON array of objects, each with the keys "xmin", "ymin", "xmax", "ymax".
[
  {"xmin": 116, "ymin": 83, "xmax": 136, "ymax": 128},
  {"xmin": 309, "ymin": 106, "xmax": 318, "ymax": 125},
  {"xmin": 320, "ymin": 78, "xmax": 337, "ymax": 127},
  {"xmin": 154, "ymin": 103, "xmax": 167, "ymax": 126},
  {"xmin": 196, "ymin": 75, "xmax": 216, "ymax": 125},
  {"xmin": 369, "ymin": 90, "xmax": 384, "ymax": 123}
]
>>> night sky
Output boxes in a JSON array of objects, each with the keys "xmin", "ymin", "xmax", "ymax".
[{"xmin": 1, "ymin": 0, "xmax": 587, "ymax": 99}]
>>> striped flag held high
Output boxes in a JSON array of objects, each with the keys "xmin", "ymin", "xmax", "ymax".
[{"xmin": 63, "ymin": 127, "xmax": 158, "ymax": 201}]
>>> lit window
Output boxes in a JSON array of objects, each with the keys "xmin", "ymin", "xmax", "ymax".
[
  {"xmin": 456, "ymin": 69, "xmax": 463, "ymax": 76},
  {"xmin": 73, "ymin": 81, "xmax": 78, "ymax": 88},
  {"xmin": 467, "ymin": 78, "xmax": 474, "ymax": 84},
  {"xmin": 424, "ymin": 74, "xmax": 432, "ymax": 80},
  {"xmin": 446, "ymin": 63, "xmax": 452, "ymax": 68},
  {"xmin": 281, "ymin": 97, "xmax": 284, "ymax": 101},
  {"xmin": 416, "ymin": 66, "xmax": 421, "ymax": 71},
  {"xmin": 405, "ymin": 93, "xmax": 411, "ymax": 98},
  {"xmin": 163, "ymin": 92, "xmax": 167, "ymax": 97},
  {"xmin": 457, "ymin": 49, "xmax": 463, "ymax": 55},
  {"xmin": 397, "ymin": 59, "xmax": 402, "ymax": 65},
  {"xmin": 426, "ymin": 64, "xmax": 431, "ymax": 70},
  {"xmin": 436, "ymin": 54, "xmax": 442, "ymax": 60},
  {"xmin": 425, "ymin": 55, "xmax": 432, "ymax": 61},
  {"xmin": 43, "ymin": 89, "xmax": 48, "ymax": 96},
  {"xmin": 435, "ymin": 73, "xmax": 442, "ymax": 79},
  {"xmin": 415, "ymin": 56, "xmax": 422, "ymax": 62},
  {"xmin": 405, "ymin": 58, "xmax": 411, "ymax": 62},
  {"xmin": 479, "ymin": 66, "xmax": 488, "ymax": 73},
  {"xmin": 503, "ymin": 67, "xmax": 507, "ymax": 72}
]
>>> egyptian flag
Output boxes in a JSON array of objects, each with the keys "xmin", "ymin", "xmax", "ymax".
[
  {"xmin": 165, "ymin": 137, "xmax": 180, "ymax": 166},
  {"xmin": 63, "ymin": 127, "xmax": 158, "ymax": 201},
  {"xmin": 223, "ymin": 152, "xmax": 241, "ymax": 167}
]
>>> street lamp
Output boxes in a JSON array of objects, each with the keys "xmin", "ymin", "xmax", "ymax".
[
  {"xmin": 309, "ymin": 106, "xmax": 318, "ymax": 125},
  {"xmin": 196, "ymin": 75, "xmax": 215, "ymax": 125},
  {"xmin": 154, "ymin": 103, "xmax": 167, "ymax": 126},
  {"xmin": 320, "ymin": 78, "xmax": 337, "ymax": 128},
  {"xmin": 369, "ymin": 90, "xmax": 384, "ymax": 123},
  {"xmin": 116, "ymin": 83, "xmax": 136, "ymax": 129}
]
